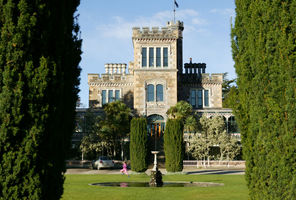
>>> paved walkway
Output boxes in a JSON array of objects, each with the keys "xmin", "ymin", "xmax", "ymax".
[{"xmin": 65, "ymin": 168, "xmax": 245, "ymax": 175}]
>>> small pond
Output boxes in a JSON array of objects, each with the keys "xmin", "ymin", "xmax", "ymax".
[{"xmin": 90, "ymin": 182, "xmax": 224, "ymax": 188}]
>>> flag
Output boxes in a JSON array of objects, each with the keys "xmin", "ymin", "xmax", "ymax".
[{"xmin": 174, "ymin": 0, "xmax": 179, "ymax": 8}]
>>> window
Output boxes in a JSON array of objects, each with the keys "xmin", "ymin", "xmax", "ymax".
[
  {"xmin": 147, "ymin": 84, "xmax": 154, "ymax": 102},
  {"xmin": 142, "ymin": 47, "xmax": 147, "ymax": 67},
  {"xmin": 156, "ymin": 47, "xmax": 161, "ymax": 67},
  {"xmin": 149, "ymin": 47, "xmax": 154, "ymax": 67},
  {"xmin": 189, "ymin": 89, "xmax": 210, "ymax": 108},
  {"xmin": 108, "ymin": 90, "xmax": 113, "ymax": 103},
  {"xmin": 102, "ymin": 89, "xmax": 120, "ymax": 105},
  {"xmin": 204, "ymin": 90, "xmax": 209, "ymax": 107},
  {"xmin": 102, "ymin": 90, "xmax": 107, "ymax": 105},
  {"xmin": 142, "ymin": 47, "xmax": 169, "ymax": 68},
  {"xmin": 197, "ymin": 90, "xmax": 203, "ymax": 108},
  {"xmin": 115, "ymin": 90, "xmax": 120, "ymax": 101},
  {"xmin": 156, "ymin": 84, "xmax": 163, "ymax": 101},
  {"xmin": 163, "ymin": 47, "xmax": 168, "ymax": 67},
  {"xmin": 190, "ymin": 90, "xmax": 196, "ymax": 107}
]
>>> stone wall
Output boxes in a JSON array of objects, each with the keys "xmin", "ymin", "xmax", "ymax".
[
  {"xmin": 131, "ymin": 21, "xmax": 183, "ymax": 118},
  {"xmin": 88, "ymin": 68, "xmax": 134, "ymax": 108}
]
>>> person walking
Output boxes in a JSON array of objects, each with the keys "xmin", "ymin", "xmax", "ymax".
[{"xmin": 120, "ymin": 161, "xmax": 129, "ymax": 177}]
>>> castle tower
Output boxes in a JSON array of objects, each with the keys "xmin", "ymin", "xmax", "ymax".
[{"xmin": 131, "ymin": 21, "xmax": 184, "ymax": 119}]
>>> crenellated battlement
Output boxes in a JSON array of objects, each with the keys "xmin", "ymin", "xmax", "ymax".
[
  {"xmin": 180, "ymin": 59, "xmax": 223, "ymax": 84},
  {"xmin": 184, "ymin": 62, "xmax": 207, "ymax": 74},
  {"xmin": 179, "ymin": 73, "xmax": 223, "ymax": 84},
  {"xmin": 132, "ymin": 21, "xmax": 184, "ymax": 39},
  {"xmin": 201, "ymin": 73, "xmax": 223, "ymax": 82}
]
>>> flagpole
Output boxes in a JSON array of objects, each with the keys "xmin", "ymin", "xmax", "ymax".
[{"xmin": 173, "ymin": 0, "xmax": 176, "ymax": 23}]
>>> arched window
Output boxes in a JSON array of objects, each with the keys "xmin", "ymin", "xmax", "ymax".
[
  {"xmin": 156, "ymin": 84, "xmax": 163, "ymax": 102},
  {"xmin": 147, "ymin": 84, "xmax": 154, "ymax": 102}
]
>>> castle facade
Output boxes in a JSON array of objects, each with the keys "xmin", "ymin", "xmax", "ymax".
[{"xmin": 88, "ymin": 21, "xmax": 235, "ymax": 135}]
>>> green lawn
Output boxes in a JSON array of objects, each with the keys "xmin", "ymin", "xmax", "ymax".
[{"xmin": 62, "ymin": 174, "xmax": 248, "ymax": 200}]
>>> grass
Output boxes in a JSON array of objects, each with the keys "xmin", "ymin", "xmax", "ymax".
[{"xmin": 62, "ymin": 173, "xmax": 249, "ymax": 200}]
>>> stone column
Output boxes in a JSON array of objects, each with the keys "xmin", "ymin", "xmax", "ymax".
[
  {"xmin": 118, "ymin": 64, "xmax": 122, "ymax": 74},
  {"xmin": 123, "ymin": 64, "xmax": 127, "ymax": 75},
  {"xmin": 105, "ymin": 64, "xmax": 109, "ymax": 74}
]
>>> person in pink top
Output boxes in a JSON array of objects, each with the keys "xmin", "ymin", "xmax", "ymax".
[{"xmin": 120, "ymin": 161, "xmax": 129, "ymax": 176}]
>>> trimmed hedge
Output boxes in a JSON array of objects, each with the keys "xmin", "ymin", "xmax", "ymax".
[
  {"xmin": 130, "ymin": 117, "xmax": 148, "ymax": 172},
  {"xmin": 164, "ymin": 119, "xmax": 184, "ymax": 172},
  {"xmin": 0, "ymin": 1, "xmax": 81, "ymax": 199},
  {"xmin": 232, "ymin": 1, "xmax": 296, "ymax": 199}
]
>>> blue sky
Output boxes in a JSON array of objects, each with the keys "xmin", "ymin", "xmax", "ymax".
[{"xmin": 77, "ymin": 0, "xmax": 236, "ymax": 107}]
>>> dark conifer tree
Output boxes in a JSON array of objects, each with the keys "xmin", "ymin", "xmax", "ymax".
[
  {"xmin": 0, "ymin": 1, "xmax": 81, "ymax": 199},
  {"xmin": 130, "ymin": 117, "xmax": 148, "ymax": 172},
  {"xmin": 164, "ymin": 119, "xmax": 184, "ymax": 172},
  {"xmin": 232, "ymin": 0, "xmax": 296, "ymax": 199}
]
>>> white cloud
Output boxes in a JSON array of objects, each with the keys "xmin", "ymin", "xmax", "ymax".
[
  {"xmin": 210, "ymin": 8, "xmax": 235, "ymax": 17},
  {"xmin": 97, "ymin": 9, "xmax": 207, "ymax": 39},
  {"xmin": 191, "ymin": 18, "xmax": 207, "ymax": 25}
]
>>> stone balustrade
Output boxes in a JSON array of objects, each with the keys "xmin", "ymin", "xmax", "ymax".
[{"xmin": 104, "ymin": 63, "xmax": 127, "ymax": 75}]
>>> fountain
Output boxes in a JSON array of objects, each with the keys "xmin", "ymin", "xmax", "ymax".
[
  {"xmin": 90, "ymin": 152, "xmax": 224, "ymax": 188},
  {"xmin": 149, "ymin": 151, "xmax": 163, "ymax": 187}
]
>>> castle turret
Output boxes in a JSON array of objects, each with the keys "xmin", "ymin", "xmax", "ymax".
[{"xmin": 131, "ymin": 21, "xmax": 184, "ymax": 117}]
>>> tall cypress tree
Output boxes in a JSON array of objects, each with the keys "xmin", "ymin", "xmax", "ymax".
[
  {"xmin": 164, "ymin": 119, "xmax": 184, "ymax": 172},
  {"xmin": 130, "ymin": 117, "xmax": 148, "ymax": 172},
  {"xmin": 232, "ymin": 0, "xmax": 296, "ymax": 199},
  {"xmin": 0, "ymin": 1, "xmax": 81, "ymax": 199}
]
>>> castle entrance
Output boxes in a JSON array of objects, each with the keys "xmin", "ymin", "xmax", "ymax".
[{"xmin": 147, "ymin": 115, "xmax": 165, "ymax": 167}]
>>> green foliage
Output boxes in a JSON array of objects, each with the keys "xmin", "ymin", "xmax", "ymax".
[
  {"xmin": 167, "ymin": 101, "xmax": 198, "ymax": 133},
  {"xmin": 98, "ymin": 101, "xmax": 131, "ymax": 158},
  {"xmin": 78, "ymin": 108, "xmax": 98, "ymax": 135},
  {"xmin": 188, "ymin": 133, "xmax": 208, "ymax": 161},
  {"xmin": 130, "ymin": 117, "xmax": 148, "ymax": 172},
  {"xmin": 166, "ymin": 101, "xmax": 192, "ymax": 121},
  {"xmin": 232, "ymin": 1, "xmax": 296, "ymax": 199},
  {"xmin": 223, "ymin": 86, "xmax": 239, "ymax": 109},
  {"xmin": 78, "ymin": 109, "xmax": 111, "ymax": 159},
  {"xmin": 188, "ymin": 116, "xmax": 240, "ymax": 165},
  {"xmin": 222, "ymin": 73, "xmax": 239, "ymax": 109},
  {"xmin": 79, "ymin": 102, "xmax": 131, "ymax": 159},
  {"xmin": 218, "ymin": 131, "xmax": 240, "ymax": 161},
  {"xmin": 164, "ymin": 119, "xmax": 184, "ymax": 172},
  {"xmin": 184, "ymin": 115, "xmax": 198, "ymax": 133},
  {"xmin": 0, "ymin": 1, "xmax": 81, "ymax": 199}
]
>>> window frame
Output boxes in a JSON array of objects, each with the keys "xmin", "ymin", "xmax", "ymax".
[
  {"xmin": 115, "ymin": 90, "xmax": 120, "ymax": 101},
  {"xmin": 156, "ymin": 47, "xmax": 161, "ymax": 67},
  {"xmin": 163, "ymin": 47, "xmax": 168, "ymax": 67},
  {"xmin": 156, "ymin": 84, "xmax": 163, "ymax": 102},
  {"xmin": 189, "ymin": 89, "xmax": 210, "ymax": 108},
  {"xmin": 147, "ymin": 84, "xmax": 154, "ymax": 102},
  {"xmin": 142, "ymin": 47, "xmax": 147, "ymax": 67},
  {"xmin": 204, "ymin": 90, "xmax": 209, "ymax": 107},
  {"xmin": 102, "ymin": 90, "xmax": 107, "ymax": 105},
  {"xmin": 108, "ymin": 90, "xmax": 114, "ymax": 103},
  {"xmin": 149, "ymin": 47, "xmax": 154, "ymax": 67}
]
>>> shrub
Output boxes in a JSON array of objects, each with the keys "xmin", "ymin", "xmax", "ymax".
[
  {"xmin": 232, "ymin": 1, "xmax": 296, "ymax": 199},
  {"xmin": 130, "ymin": 117, "xmax": 148, "ymax": 172},
  {"xmin": 164, "ymin": 119, "xmax": 184, "ymax": 172}
]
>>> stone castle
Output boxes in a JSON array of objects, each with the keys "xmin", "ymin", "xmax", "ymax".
[{"xmin": 88, "ymin": 21, "xmax": 235, "ymax": 134}]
